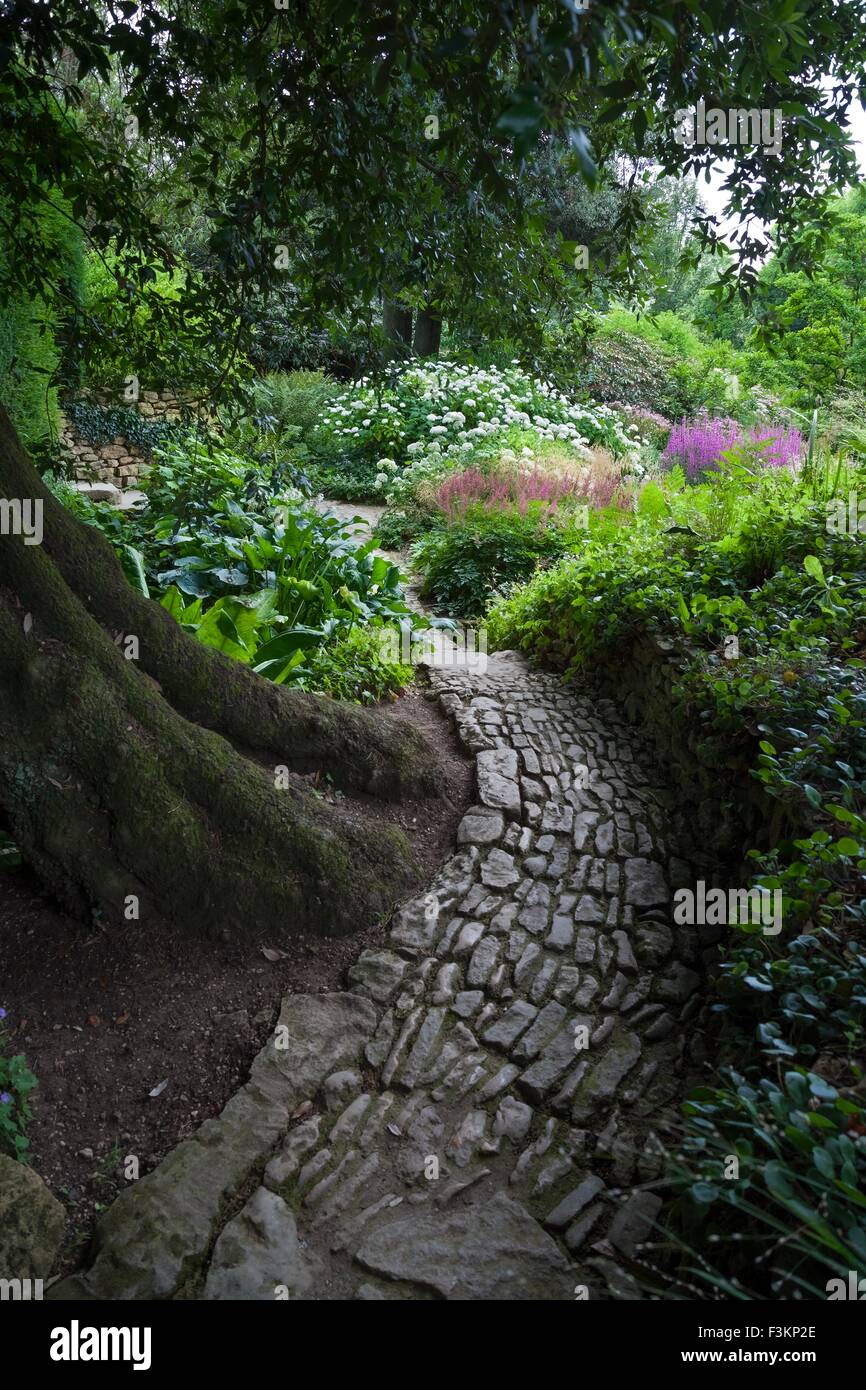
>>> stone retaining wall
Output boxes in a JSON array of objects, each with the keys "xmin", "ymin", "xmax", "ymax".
[
  {"xmin": 583, "ymin": 633, "xmax": 799, "ymax": 864},
  {"xmin": 59, "ymin": 390, "xmax": 193, "ymax": 488}
]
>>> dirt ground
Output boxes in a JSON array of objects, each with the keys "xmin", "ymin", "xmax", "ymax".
[{"xmin": 0, "ymin": 680, "xmax": 473, "ymax": 1273}]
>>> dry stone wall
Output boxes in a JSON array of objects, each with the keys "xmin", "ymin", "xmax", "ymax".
[
  {"xmin": 59, "ymin": 390, "xmax": 192, "ymax": 488},
  {"xmin": 584, "ymin": 632, "xmax": 800, "ymax": 864}
]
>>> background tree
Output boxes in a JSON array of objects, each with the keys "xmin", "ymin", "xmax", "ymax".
[{"xmin": 746, "ymin": 189, "xmax": 866, "ymax": 402}]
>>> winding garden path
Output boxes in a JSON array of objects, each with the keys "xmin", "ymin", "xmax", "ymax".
[{"xmin": 50, "ymin": 636, "xmax": 710, "ymax": 1301}]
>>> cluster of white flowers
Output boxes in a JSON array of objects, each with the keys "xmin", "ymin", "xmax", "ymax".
[
  {"xmin": 319, "ymin": 390, "xmax": 408, "ymax": 452},
  {"xmin": 373, "ymin": 457, "xmax": 399, "ymax": 488},
  {"xmin": 316, "ymin": 358, "xmax": 641, "ymax": 495}
]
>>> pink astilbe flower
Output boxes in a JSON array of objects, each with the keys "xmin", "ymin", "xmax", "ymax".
[
  {"xmin": 587, "ymin": 470, "xmax": 626, "ymax": 510},
  {"xmin": 434, "ymin": 466, "xmax": 587, "ymax": 520}
]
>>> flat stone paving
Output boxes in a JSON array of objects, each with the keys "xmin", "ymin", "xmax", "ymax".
[{"xmin": 51, "ymin": 650, "xmax": 711, "ymax": 1302}]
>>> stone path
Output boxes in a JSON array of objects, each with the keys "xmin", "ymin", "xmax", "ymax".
[{"xmin": 49, "ymin": 648, "xmax": 711, "ymax": 1302}]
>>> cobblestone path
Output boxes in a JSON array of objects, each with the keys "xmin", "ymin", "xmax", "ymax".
[{"xmin": 52, "ymin": 651, "xmax": 709, "ymax": 1302}]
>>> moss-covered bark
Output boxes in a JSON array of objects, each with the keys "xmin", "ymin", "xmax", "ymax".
[{"xmin": 0, "ymin": 406, "xmax": 436, "ymax": 939}]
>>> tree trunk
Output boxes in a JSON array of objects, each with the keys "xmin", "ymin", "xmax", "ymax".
[
  {"xmin": 413, "ymin": 305, "xmax": 442, "ymax": 359},
  {"xmin": 0, "ymin": 406, "xmax": 439, "ymax": 941},
  {"xmin": 382, "ymin": 298, "xmax": 413, "ymax": 358}
]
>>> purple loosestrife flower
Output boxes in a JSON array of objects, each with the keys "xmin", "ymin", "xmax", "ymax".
[
  {"xmin": 748, "ymin": 425, "xmax": 803, "ymax": 468},
  {"xmin": 0, "ymin": 1092, "xmax": 12, "ymax": 1105},
  {"xmin": 663, "ymin": 417, "xmax": 740, "ymax": 479},
  {"xmin": 664, "ymin": 417, "xmax": 804, "ymax": 479}
]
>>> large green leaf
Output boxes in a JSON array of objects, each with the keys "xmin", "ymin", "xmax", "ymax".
[
  {"xmin": 120, "ymin": 545, "xmax": 149, "ymax": 597},
  {"xmin": 251, "ymin": 627, "xmax": 325, "ymax": 671}
]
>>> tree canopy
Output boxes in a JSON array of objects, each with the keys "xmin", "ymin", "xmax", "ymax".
[{"xmin": 1, "ymin": 0, "xmax": 863, "ymax": 400}]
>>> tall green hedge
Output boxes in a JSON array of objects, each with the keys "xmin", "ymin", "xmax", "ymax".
[{"xmin": 0, "ymin": 195, "xmax": 83, "ymax": 449}]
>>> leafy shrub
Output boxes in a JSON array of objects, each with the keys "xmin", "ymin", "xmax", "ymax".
[
  {"xmin": 157, "ymin": 514, "xmax": 422, "ymax": 687},
  {"xmin": 306, "ymin": 453, "xmax": 383, "ymax": 501},
  {"xmin": 410, "ymin": 505, "xmax": 580, "ymax": 617},
  {"xmin": 245, "ymin": 294, "xmax": 372, "ymax": 379},
  {"xmin": 52, "ymin": 428, "xmax": 426, "ymax": 699},
  {"xmin": 574, "ymin": 329, "xmax": 692, "ymax": 417},
  {"xmin": 297, "ymin": 625, "xmax": 413, "ymax": 703},
  {"xmin": 665, "ymin": 1069, "xmax": 866, "ymax": 1299},
  {"xmin": 576, "ymin": 308, "xmax": 783, "ymax": 423},
  {"xmin": 374, "ymin": 507, "xmax": 417, "ymax": 549},
  {"xmin": 145, "ymin": 460, "xmax": 413, "ymax": 612},
  {"xmin": 488, "ymin": 523, "xmax": 685, "ymax": 667},
  {"xmin": 141, "ymin": 436, "xmax": 278, "ymax": 546},
  {"xmin": 246, "ymin": 295, "xmax": 332, "ymax": 373}
]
